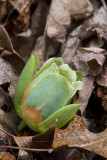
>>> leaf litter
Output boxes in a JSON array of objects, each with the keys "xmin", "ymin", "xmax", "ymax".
[{"xmin": 0, "ymin": 0, "xmax": 107, "ymax": 159}]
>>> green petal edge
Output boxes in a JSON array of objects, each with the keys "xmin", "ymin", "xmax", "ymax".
[
  {"xmin": 14, "ymin": 55, "xmax": 39, "ymax": 118},
  {"xmin": 23, "ymin": 104, "xmax": 81, "ymax": 132}
]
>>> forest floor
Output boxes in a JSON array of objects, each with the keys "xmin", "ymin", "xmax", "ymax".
[{"xmin": 0, "ymin": 0, "xmax": 107, "ymax": 159}]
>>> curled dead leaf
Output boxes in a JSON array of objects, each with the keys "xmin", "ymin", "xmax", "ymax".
[
  {"xmin": 0, "ymin": 58, "xmax": 18, "ymax": 97},
  {"xmin": 79, "ymin": 7, "xmax": 107, "ymax": 45},
  {"xmin": 0, "ymin": 25, "xmax": 13, "ymax": 52},
  {"xmin": 0, "ymin": 25, "xmax": 25, "ymax": 73},
  {"xmin": 96, "ymin": 65, "xmax": 107, "ymax": 87},
  {"xmin": 73, "ymin": 47, "xmax": 106, "ymax": 76}
]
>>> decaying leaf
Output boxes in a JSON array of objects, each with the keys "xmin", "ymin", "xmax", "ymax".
[
  {"xmin": 0, "ymin": 87, "xmax": 13, "ymax": 139},
  {"xmin": 14, "ymin": 124, "xmax": 56, "ymax": 150},
  {"xmin": 0, "ymin": 105, "xmax": 19, "ymax": 135},
  {"xmin": 8, "ymin": 0, "xmax": 32, "ymax": 13},
  {"xmin": 12, "ymin": 36, "xmax": 36, "ymax": 62},
  {"xmin": 0, "ymin": 58, "xmax": 18, "ymax": 97},
  {"xmin": 0, "ymin": 123, "xmax": 56, "ymax": 152},
  {"xmin": 0, "ymin": 152, "xmax": 16, "ymax": 160},
  {"xmin": 0, "ymin": 25, "xmax": 25, "ymax": 73},
  {"xmin": 79, "ymin": 7, "xmax": 107, "ymax": 44},
  {"xmin": 0, "ymin": 56, "xmax": 19, "ymax": 136},
  {"xmin": 52, "ymin": 115, "xmax": 107, "ymax": 158},
  {"xmin": 102, "ymin": 95, "xmax": 107, "ymax": 112},
  {"xmin": 96, "ymin": 85, "xmax": 107, "ymax": 112},
  {"xmin": 1, "ymin": 114, "xmax": 107, "ymax": 158},
  {"xmin": 96, "ymin": 65, "xmax": 107, "ymax": 87},
  {"xmin": 12, "ymin": 1, "xmax": 48, "ymax": 61},
  {"xmin": 18, "ymin": 150, "xmax": 33, "ymax": 160},
  {"xmin": 39, "ymin": 0, "xmax": 93, "ymax": 59},
  {"xmin": 0, "ymin": 25, "xmax": 13, "ymax": 52},
  {"xmin": 47, "ymin": 0, "xmax": 93, "ymax": 41},
  {"xmin": 30, "ymin": 1, "xmax": 48, "ymax": 37},
  {"xmin": 0, "ymin": 87, "xmax": 11, "ymax": 110},
  {"xmin": 73, "ymin": 75, "xmax": 95, "ymax": 115},
  {"xmin": 61, "ymin": 25, "xmax": 81, "ymax": 67},
  {"xmin": 0, "ymin": 1, "xmax": 9, "ymax": 22},
  {"xmin": 72, "ymin": 47, "xmax": 106, "ymax": 76},
  {"xmin": 4, "ymin": 0, "xmax": 42, "ymax": 36}
]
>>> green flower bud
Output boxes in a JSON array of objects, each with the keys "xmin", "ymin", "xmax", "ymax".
[{"xmin": 14, "ymin": 55, "xmax": 83, "ymax": 132}]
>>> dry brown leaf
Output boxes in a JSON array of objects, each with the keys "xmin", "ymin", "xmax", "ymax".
[
  {"xmin": 39, "ymin": 149, "xmax": 85, "ymax": 160},
  {"xmin": 79, "ymin": 7, "xmax": 107, "ymax": 44},
  {"xmin": 18, "ymin": 150, "xmax": 33, "ymax": 160},
  {"xmin": 12, "ymin": 36, "xmax": 36, "ymax": 61},
  {"xmin": 88, "ymin": 7, "xmax": 107, "ymax": 31},
  {"xmin": 39, "ymin": 0, "xmax": 93, "ymax": 59},
  {"xmin": 0, "ymin": 58, "xmax": 19, "ymax": 136},
  {"xmin": 0, "ymin": 152, "xmax": 16, "ymax": 160},
  {"xmin": 0, "ymin": 87, "xmax": 11, "ymax": 110},
  {"xmin": 0, "ymin": 124, "xmax": 55, "ymax": 152},
  {"xmin": 96, "ymin": 65, "xmax": 107, "ymax": 87},
  {"xmin": 0, "ymin": 25, "xmax": 13, "ymax": 52},
  {"xmin": 73, "ymin": 75, "xmax": 95, "ymax": 115},
  {"xmin": 96, "ymin": 86, "xmax": 107, "ymax": 112},
  {"xmin": 0, "ymin": 87, "xmax": 14, "ymax": 139},
  {"xmin": 8, "ymin": 0, "xmax": 31, "ymax": 13},
  {"xmin": 0, "ymin": 1, "xmax": 11, "ymax": 23},
  {"xmin": 32, "ymin": 124, "xmax": 56, "ymax": 149},
  {"xmin": 8, "ymin": 0, "xmax": 41, "ymax": 14},
  {"xmin": 14, "ymin": 136, "xmax": 32, "ymax": 149},
  {"xmin": 73, "ymin": 47, "xmax": 106, "ymax": 76},
  {"xmin": 1, "ymin": 49, "xmax": 25, "ymax": 74},
  {"xmin": 0, "ymin": 25, "xmax": 25, "ymax": 73},
  {"xmin": 14, "ymin": 124, "xmax": 56, "ymax": 150},
  {"xmin": 87, "ymin": 37, "xmax": 103, "ymax": 48},
  {"xmin": 47, "ymin": 0, "xmax": 93, "ymax": 41},
  {"xmin": 30, "ymin": 1, "xmax": 48, "ymax": 37},
  {"xmin": 47, "ymin": 0, "xmax": 93, "ymax": 37},
  {"xmin": 5, "ymin": 1, "xmax": 40, "ymax": 36},
  {"xmin": 70, "ymin": 0, "xmax": 93, "ymax": 19},
  {"xmin": 5, "ymin": 6, "xmax": 30, "ymax": 36},
  {"xmin": 52, "ymin": 115, "xmax": 107, "ymax": 158},
  {"xmin": 0, "ymin": 58, "xmax": 18, "ymax": 97},
  {"xmin": 0, "ymin": 107, "xmax": 19, "ymax": 135},
  {"xmin": 12, "ymin": 1, "xmax": 48, "ymax": 61},
  {"xmin": 61, "ymin": 25, "xmax": 81, "ymax": 66},
  {"xmin": 102, "ymin": 95, "xmax": 107, "ymax": 112}
]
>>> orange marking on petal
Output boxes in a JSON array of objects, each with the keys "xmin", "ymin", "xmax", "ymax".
[
  {"xmin": 23, "ymin": 105, "xmax": 43, "ymax": 124},
  {"xmin": 22, "ymin": 84, "xmax": 43, "ymax": 124},
  {"xmin": 22, "ymin": 84, "xmax": 33, "ymax": 104}
]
